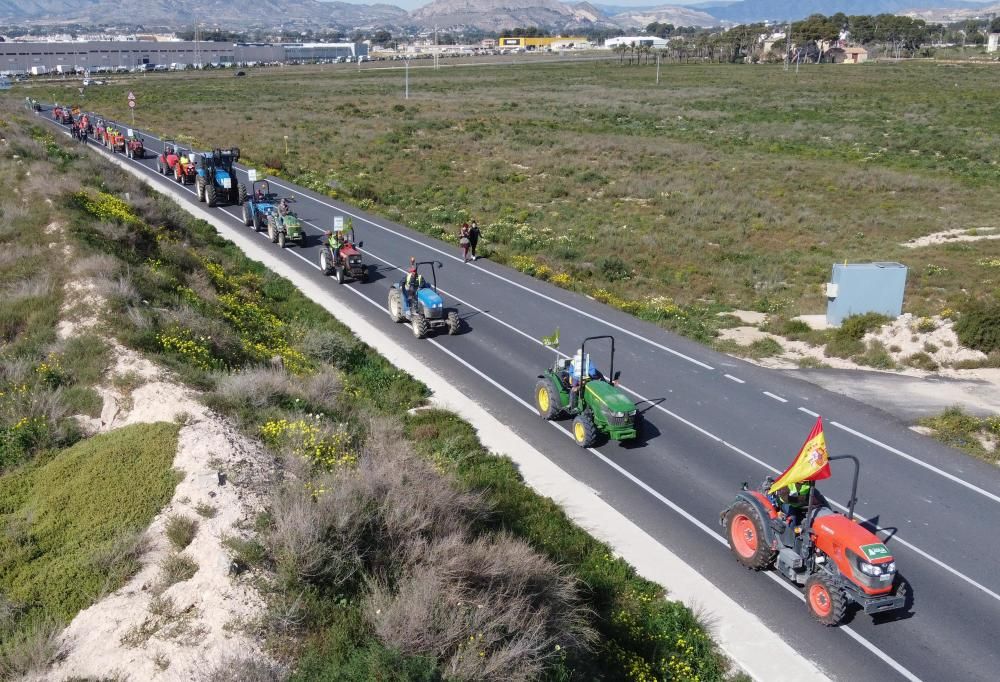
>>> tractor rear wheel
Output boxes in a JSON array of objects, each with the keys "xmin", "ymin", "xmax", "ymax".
[
  {"xmin": 252, "ymin": 211, "xmax": 261, "ymax": 231},
  {"xmin": 360, "ymin": 267, "xmax": 369, "ymax": 283},
  {"xmin": 196, "ymin": 179, "xmax": 205, "ymax": 202},
  {"xmin": 388, "ymin": 289, "xmax": 404, "ymax": 322},
  {"xmin": 411, "ymin": 313, "xmax": 428, "ymax": 339},
  {"xmin": 206, "ymin": 184, "xmax": 217, "ymax": 207},
  {"xmin": 447, "ymin": 311, "xmax": 461, "ymax": 335},
  {"xmin": 805, "ymin": 574, "xmax": 847, "ymax": 626},
  {"xmin": 278, "ymin": 232, "xmax": 286, "ymax": 249},
  {"xmin": 535, "ymin": 379, "xmax": 561, "ymax": 420},
  {"xmin": 572, "ymin": 413, "xmax": 597, "ymax": 448},
  {"xmin": 725, "ymin": 501, "xmax": 776, "ymax": 570},
  {"xmin": 242, "ymin": 204, "xmax": 252, "ymax": 227},
  {"xmin": 268, "ymin": 222, "xmax": 277, "ymax": 243},
  {"xmin": 335, "ymin": 266, "xmax": 345, "ymax": 284},
  {"xmin": 320, "ymin": 250, "xmax": 333, "ymax": 275},
  {"xmin": 174, "ymin": 167, "xmax": 182, "ymax": 183},
  {"xmin": 237, "ymin": 183, "xmax": 247, "ymax": 206}
]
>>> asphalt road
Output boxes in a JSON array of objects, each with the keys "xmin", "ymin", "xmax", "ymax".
[{"xmin": 46, "ymin": 110, "xmax": 1000, "ymax": 681}]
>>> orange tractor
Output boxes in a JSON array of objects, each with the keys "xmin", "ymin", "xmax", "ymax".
[
  {"xmin": 720, "ymin": 455, "xmax": 910, "ymax": 626},
  {"xmin": 100, "ymin": 125, "xmax": 126, "ymax": 153},
  {"xmin": 52, "ymin": 106, "xmax": 73, "ymax": 124},
  {"xmin": 171, "ymin": 147, "xmax": 197, "ymax": 184}
]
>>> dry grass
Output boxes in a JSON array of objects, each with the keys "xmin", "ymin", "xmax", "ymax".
[
  {"xmin": 72, "ymin": 61, "xmax": 1000, "ymax": 321},
  {"xmin": 164, "ymin": 514, "xmax": 199, "ymax": 551},
  {"xmin": 156, "ymin": 553, "xmax": 198, "ymax": 594},
  {"xmin": 204, "ymin": 654, "xmax": 287, "ymax": 682}
]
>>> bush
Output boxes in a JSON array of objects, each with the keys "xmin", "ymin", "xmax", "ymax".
[
  {"xmin": 955, "ymin": 301, "xmax": 1000, "ymax": 353},
  {"xmin": 838, "ymin": 312, "xmax": 890, "ymax": 341},
  {"xmin": 165, "ymin": 515, "xmax": 199, "ymax": 551},
  {"xmin": 824, "ymin": 335, "xmax": 864, "ymax": 359},
  {"xmin": 905, "ymin": 352, "xmax": 939, "ymax": 371},
  {"xmin": 157, "ymin": 554, "xmax": 198, "ymax": 592},
  {"xmin": 856, "ymin": 341, "xmax": 897, "ymax": 369}
]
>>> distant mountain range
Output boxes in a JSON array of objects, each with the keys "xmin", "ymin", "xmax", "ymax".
[{"xmin": 0, "ymin": 0, "xmax": 993, "ymax": 32}]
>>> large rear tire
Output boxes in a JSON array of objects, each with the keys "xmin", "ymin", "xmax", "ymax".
[
  {"xmin": 535, "ymin": 379, "xmax": 561, "ymax": 420},
  {"xmin": 725, "ymin": 501, "xmax": 776, "ymax": 570},
  {"xmin": 196, "ymin": 179, "xmax": 205, "ymax": 202},
  {"xmin": 205, "ymin": 183, "xmax": 217, "ymax": 208},
  {"xmin": 237, "ymin": 183, "xmax": 247, "ymax": 206},
  {"xmin": 174, "ymin": 166, "xmax": 182, "ymax": 183},
  {"xmin": 388, "ymin": 289, "xmax": 404, "ymax": 322},
  {"xmin": 411, "ymin": 313, "xmax": 428, "ymax": 339},
  {"xmin": 278, "ymin": 232, "xmax": 286, "ymax": 249},
  {"xmin": 242, "ymin": 204, "xmax": 252, "ymax": 227},
  {"xmin": 572, "ymin": 413, "xmax": 597, "ymax": 448},
  {"xmin": 268, "ymin": 221, "xmax": 277, "ymax": 244},
  {"xmin": 320, "ymin": 250, "xmax": 333, "ymax": 275},
  {"xmin": 805, "ymin": 574, "xmax": 848, "ymax": 626}
]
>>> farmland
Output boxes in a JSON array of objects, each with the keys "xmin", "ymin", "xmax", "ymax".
[{"xmin": 49, "ymin": 59, "xmax": 1000, "ymax": 332}]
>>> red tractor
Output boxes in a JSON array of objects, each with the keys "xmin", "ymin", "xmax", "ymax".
[
  {"xmin": 320, "ymin": 225, "xmax": 368, "ymax": 284},
  {"xmin": 125, "ymin": 135, "xmax": 145, "ymax": 159},
  {"xmin": 52, "ymin": 106, "xmax": 73, "ymax": 125},
  {"xmin": 171, "ymin": 147, "xmax": 197, "ymax": 184},
  {"xmin": 156, "ymin": 141, "xmax": 181, "ymax": 176},
  {"xmin": 720, "ymin": 455, "xmax": 910, "ymax": 626}
]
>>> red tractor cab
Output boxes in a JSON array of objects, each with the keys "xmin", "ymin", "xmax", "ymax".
[{"xmin": 721, "ymin": 455, "xmax": 910, "ymax": 626}]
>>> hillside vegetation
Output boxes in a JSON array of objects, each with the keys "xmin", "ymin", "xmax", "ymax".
[
  {"xmin": 60, "ymin": 60, "xmax": 1000, "ymax": 345},
  {"xmin": 0, "ymin": 102, "xmax": 735, "ymax": 678}
]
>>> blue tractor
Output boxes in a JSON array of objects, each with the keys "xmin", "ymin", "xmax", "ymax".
[
  {"xmin": 241, "ymin": 180, "xmax": 276, "ymax": 231},
  {"xmin": 388, "ymin": 260, "xmax": 462, "ymax": 338},
  {"xmin": 195, "ymin": 147, "xmax": 246, "ymax": 208}
]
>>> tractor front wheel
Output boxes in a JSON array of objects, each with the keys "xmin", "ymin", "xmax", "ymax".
[
  {"xmin": 535, "ymin": 379, "xmax": 561, "ymax": 420},
  {"xmin": 447, "ymin": 311, "xmax": 461, "ymax": 335},
  {"xmin": 252, "ymin": 211, "xmax": 262, "ymax": 231},
  {"xmin": 805, "ymin": 574, "xmax": 848, "ymax": 626},
  {"xmin": 725, "ymin": 501, "xmax": 776, "ymax": 570},
  {"xmin": 411, "ymin": 313, "xmax": 428, "ymax": 339},
  {"xmin": 335, "ymin": 266, "xmax": 345, "ymax": 284},
  {"xmin": 268, "ymin": 222, "xmax": 277, "ymax": 244},
  {"xmin": 278, "ymin": 232, "xmax": 286, "ymax": 249},
  {"xmin": 572, "ymin": 414, "xmax": 597, "ymax": 448},
  {"xmin": 174, "ymin": 167, "xmax": 182, "ymax": 183}
]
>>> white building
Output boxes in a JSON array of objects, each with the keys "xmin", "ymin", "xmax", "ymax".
[
  {"xmin": 989, "ymin": 33, "xmax": 999, "ymax": 53},
  {"xmin": 604, "ymin": 36, "xmax": 668, "ymax": 50}
]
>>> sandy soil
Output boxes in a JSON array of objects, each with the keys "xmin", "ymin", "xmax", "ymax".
[
  {"xmin": 719, "ymin": 311, "xmax": 1000, "ymax": 419},
  {"xmin": 31, "ymin": 226, "xmax": 280, "ymax": 682},
  {"xmin": 900, "ymin": 226, "xmax": 1000, "ymax": 248}
]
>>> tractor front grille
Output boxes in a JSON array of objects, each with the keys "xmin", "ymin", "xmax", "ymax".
[{"xmin": 606, "ymin": 412, "xmax": 635, "ymax": 427}]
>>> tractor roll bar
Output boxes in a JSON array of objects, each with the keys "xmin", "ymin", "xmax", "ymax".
[{"xmin": 580, "ymin": 335, "xmax": 615, "ymax": 385}]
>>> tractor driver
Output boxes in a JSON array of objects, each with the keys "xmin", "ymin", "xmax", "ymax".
[
  {"xmin": 404, "ymin": 258, "xmax": 424, "ymax": 308},
  {"xmin": 568, "ymin": 354, "xmax": 602, "ymax": 403},
  {"xmin": 773, "ymin": 481, "xmax": 813, "ymax": 526}
]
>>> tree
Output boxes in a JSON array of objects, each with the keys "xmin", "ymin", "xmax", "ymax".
[
  {"xmin": 992, "ymin": 17, "xmax": 1000, "ymax": 34},
  {"xmin": 372, "ymin": 30, "xmax": 392, "ymax": 45}
]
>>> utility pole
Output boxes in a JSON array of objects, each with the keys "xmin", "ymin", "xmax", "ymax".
[
  {"xmin": 784, "ymin": 20, "xmax": 791, "ymax": 71},
  {"xmin": 656, "ymin": 52, "xmax": 660, "ymax": 84},
  {"xmin": 405, "ymin": 59, "xmax": 409, "ymax": 99}
]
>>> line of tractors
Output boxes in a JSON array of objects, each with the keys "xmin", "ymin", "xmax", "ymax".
[{"xmin": 47, "ymin": 106, "xmax": 912, "ymax": 629}]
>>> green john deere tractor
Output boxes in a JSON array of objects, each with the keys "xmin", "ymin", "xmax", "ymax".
[{"xmin": 535, "ymin": 335, "xmax": 638, "ymax": 447}]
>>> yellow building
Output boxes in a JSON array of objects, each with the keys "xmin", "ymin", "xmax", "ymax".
[{"xmin": 497, "ymin": 36, "xmax": 586, "ymax": 51}]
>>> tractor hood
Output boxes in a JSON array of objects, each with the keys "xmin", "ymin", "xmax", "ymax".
[
  {"xmin": 282, "ymin": 215, "xmax": 303, "ymax": 234},
  {"xmin": 584, "ymin": 380, "xmax": 636, "ymax": 414},
  {"xmin": 812, "ymin": 514, "xmax": 893, "ymax": 564},
  {"xmin": 213, "ymin": 169, "xmax": 233, "ymax": 188},
  {"xmin": 417, "ymin": 288, "xmax": 444, "ymax": 311}
]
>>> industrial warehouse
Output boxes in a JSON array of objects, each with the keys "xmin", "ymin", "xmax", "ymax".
[{"xmin": 0, "ymin": 40, "xmax": 368, "ymax": 74}]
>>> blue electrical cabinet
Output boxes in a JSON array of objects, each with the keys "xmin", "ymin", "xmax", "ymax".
[{"xmin": 825, "ymin": 262, "xmax": 907, "ymax": 327}]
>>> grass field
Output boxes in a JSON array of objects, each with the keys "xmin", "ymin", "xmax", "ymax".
[{"xmin": 38, "ymin": 59, "xmax": 1000, "ymax": 334}]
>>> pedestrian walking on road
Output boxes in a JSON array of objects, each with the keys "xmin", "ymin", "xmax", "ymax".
[
  {"xmin": 459, "ymin": 222, "xmax": 471, "ymax": 262},
  {"xmin": 468, "ymin": 220, "xmax": 480, "ymax": 261}
]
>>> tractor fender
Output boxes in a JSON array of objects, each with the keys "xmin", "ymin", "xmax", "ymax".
[{"xmin": 721, "ymin": 491, "xmax": 780, "ymax": 550}]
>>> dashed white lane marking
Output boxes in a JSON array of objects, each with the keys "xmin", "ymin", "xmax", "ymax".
[
  {"xmin": 798, "ymin": 407, "xmax": 820, "ymax": 418},
  {"xmin": 724, "ymin": 374, "xmax": 745, "ymax": 384},
  {"xmin": 763, "ymin": 391, "xmax": 788, "ymax": 403}
]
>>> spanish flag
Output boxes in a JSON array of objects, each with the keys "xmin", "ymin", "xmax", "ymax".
[{"xmin": 768, "ymin": 417, "xmax": 832, "ymax": 494}]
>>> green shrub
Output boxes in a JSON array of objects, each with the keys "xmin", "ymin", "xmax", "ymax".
[
  {"xmin": 0, "ymin": 423, "xmax": 180, "ymax": 651},
  {"xmin": 838, "ymin": 313, "xmax": 890, "ymax": 341},
  {"xmin": 824, "ymin": 335, "xmax": 864, "ymax": 359},
  {"xmin": 165, "ymin": 515, "xmax": 199, "ymax": 551},
  {"xmin": 905, "ymin": 352, "xmax": 939, "ymax": 371},
  {"xmin": 955, "ymin": 301, "xmax": 1000, "ymax": 353},
  {"xmin": 856, "ymin": 341, "xmax": 897, "ymax": 369}
]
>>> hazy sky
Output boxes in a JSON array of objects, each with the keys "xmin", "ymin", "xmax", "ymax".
[{"xmin": 326, "ymin": 0, "xmax": 711, "ymax": 12}]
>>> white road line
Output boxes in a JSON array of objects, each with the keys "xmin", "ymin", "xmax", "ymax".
[
  {"xmin": 264, "ymin": 177, "xmax": 716, "ymax": 371},
  {"xmin": 724, "ymin": 374, "xmax": 745, "ymax": 384},
  {"xmin": 78, "ymin": 118, "xmax": 1000, "ymax": 608},
  {"xmin": 763, "ymin": 391, "xmax": 788, "ymax": 403},
  {"xmin": 798, "ymin": 407, "xmax": 820, "ymax": 418},
  {"xmin": 831, "ymin": 420, "xmax": 1000, "ymax": 505}
]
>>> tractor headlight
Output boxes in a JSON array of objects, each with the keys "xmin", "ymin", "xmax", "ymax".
[
  {"xmin": 859, "ymin": 562, "xmax": 882, "ymax": 577},
  {"xmin": 886, "ymin": 562, "xmax": 896, "ymax": 574},
  {"xmin": 615, "ymin": 411, "xmax": 625, "ymax": 418}
]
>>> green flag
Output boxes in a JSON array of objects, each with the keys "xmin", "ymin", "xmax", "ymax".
[{"xmin": 541, "ymin": 327, "xmax": 560, "ymax": 348}]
